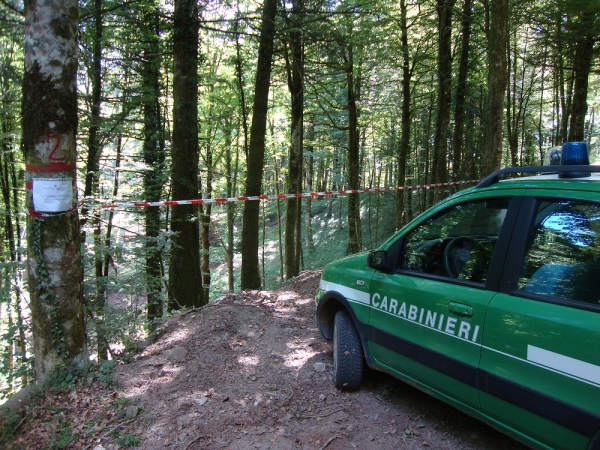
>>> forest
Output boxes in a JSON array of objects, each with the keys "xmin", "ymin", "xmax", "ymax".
[{"xmin": 0, "ymin": 0, "xmax": 598, "ymax": 400}]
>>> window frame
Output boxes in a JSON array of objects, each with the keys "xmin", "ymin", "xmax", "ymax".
[
  {"xmin": 390, "ymin": 195, "xmax": 522, "ymax": 292},
  {"xmin": 503, "ymin": 195, "xmax": 600, "ymax": 313}
]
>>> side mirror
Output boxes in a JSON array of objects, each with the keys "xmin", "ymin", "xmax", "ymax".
[{"xmin": 367, "ymin": 250, "xmax": 388, "ymax": 271}]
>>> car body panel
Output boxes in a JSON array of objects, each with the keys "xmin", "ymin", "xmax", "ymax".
[{"xmin": 315, "ymin": 171, "xmax": 600, "ymax": 450}]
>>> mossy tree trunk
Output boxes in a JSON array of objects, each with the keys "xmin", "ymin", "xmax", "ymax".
[{"xmin": 22, "ymin": 0, "xmax": 88, "ymax": 384}]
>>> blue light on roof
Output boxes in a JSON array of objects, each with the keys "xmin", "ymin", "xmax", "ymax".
[{"xmin": 559, "ymin": 142, "xmax": 590, "ymax": 178}]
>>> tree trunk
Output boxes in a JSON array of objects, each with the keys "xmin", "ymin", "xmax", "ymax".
[
  {"xmin": 484, "ymin": 0, "xmax": 509, "ymax": 173},
  {"xmin": 234, "ymin": 5, "xmax": 249, "ymax": 159},
  {"xmin": 346, "ymin": 44, "xmax": 362, "ymax": 254},
  {"xmin": 567, "ymin": 11, "xmax": 596, "ymax": 142},
  {"xmin": 240, "ymin": 0, "xmax": 277, "ymax": 289},
  {"xmin": 273, "ymin": 154, "xmax": 285, "ymax": 282},
  {"xmin": 142, "ymin": 1, "xmax": 166, "ymax": 324},
  {"xmin": 168, "ymin": 0, "xmax": 204, "ymax": 309},
  {"xmin": 452, "ymin": 0, "xmax": 471, "ymax": 180},
  {"xmin": 305, "ymin": 122, "xmax": 315, "ymax": 251},
  {"xmin": 284, "ymin": 0, "xmax": 304, "ymax": 279},
  {"xmin": 432, "ymin": 0, "xmax": 455, "ymax": 187},
  {"xmin": 0, "ymin": 118, "xmax": 27, "ymax": 386},
  {"xmin": 201, "ymin": 145, "xmax": 213, "ymax": 300},
  {"xmin": 22, "ymin": 0, "xmax": 88, "ymax": 383},
  {"xmin": 396, "ymin": 0, "xmax": 411, "ymax": 230}
]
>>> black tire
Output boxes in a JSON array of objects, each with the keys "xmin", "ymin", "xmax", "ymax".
[{"xmin": 333, "ymin": 309, "xmax": 364, "ymax": 390}]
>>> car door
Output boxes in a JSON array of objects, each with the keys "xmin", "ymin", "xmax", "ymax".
[
  {"xmin": 479, "ymin": 194, "xmax": 600, "ymax": 450},
  {"xmin": 368, "ymin": 194, "xmax": 520, "ymax": 412}
]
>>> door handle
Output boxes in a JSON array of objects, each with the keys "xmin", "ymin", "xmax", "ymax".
[{"xmin": 448, "ymin": 302, "xmax": 473, "ymax": 316}]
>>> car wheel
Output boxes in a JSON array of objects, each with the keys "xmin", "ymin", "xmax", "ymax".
[{"xmin": 333, "ymin": 309, "xmax": 364, "ymax": 390}]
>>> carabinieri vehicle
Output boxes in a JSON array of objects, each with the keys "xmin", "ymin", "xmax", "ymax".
[{"xmin": 315, "ymin": 142, "xmax": 600, "ymax": 450}]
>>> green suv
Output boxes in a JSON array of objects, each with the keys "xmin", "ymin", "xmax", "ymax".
[{"xmin": 315, "ymin": 142, "xmax": 600, "ymax": 450}]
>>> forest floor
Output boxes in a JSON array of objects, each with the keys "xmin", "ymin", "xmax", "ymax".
[{"xmin": 3, "ymin": 270, "xmax": 527, "ymax": 450}]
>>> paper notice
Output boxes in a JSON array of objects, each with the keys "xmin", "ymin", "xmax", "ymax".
[{"xmin": 32, "ymin": 178, "xmax": 73, "ymax": 213}]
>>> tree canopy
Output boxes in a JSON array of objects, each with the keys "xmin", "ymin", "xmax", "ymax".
[{"xmin": 0, "ymin": 0, "xmax": 598, "ymax": 391}]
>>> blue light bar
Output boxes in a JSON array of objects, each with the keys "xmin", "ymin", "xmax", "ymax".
[{"xmin": 559, "ymin": 142, "xmax": 590, "ymax": 178}]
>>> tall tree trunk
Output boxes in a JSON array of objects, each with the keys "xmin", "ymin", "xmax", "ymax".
[
  {"xmin": 396, "ymin": 0, "xmax": 411, "ymax": 230},
  {"xmin": 234, "ymin": 3, "xmax": 249, "ymax": 159},
  {"xmin": 240, "ymin": 0, "xmax": 277, "ymax": 289},
  {"xmin": 0, "ymin": 121, "xmax": 27, "ymax": 386},
  {"xmin": 274, "ymin": 155, "xmax": 285, "ymax": 282},
  {"xmin": 201, "ymin": 143, "xmax": 213, "ymax": 300},
  {"xmin": 82, "ymin": 0, "xmax": 108, "ymax": 361},
  {"xmin": 432, "ymin": 0, "xmax": 455, "ymax": 187},
  {"xmin": 484, "ymin": 0, "xmax": 509, "ymax": 173},
  {"xmin": 567, "ymin": 11, "xmax": 596, "ymax": 142},
  {"xmin": 225, "ymin": 120, "xmax": 237, "ymax": 292},
  {"xmin": 22, "ymin": 0, "xmax": 88, "ymax": 383},
  {"xmin": 346, "ymin": 44, "xmax": 362, "ymax": 254},
  {"xmin": 284, "ymin": 0, "xmax": 304, "ymax": 279},
  {"xmin": 142, "ymin": 1, "xmax": 166, "ymax": 325},
  {"xmin": 305, "ymin": 122, "xmax": 315, "ymax": 251},
  {"xmin": 168, "ymin": 0, "xmax": 204, "ymax": 309},
  {"xmin": 452, "ymin": 0, "xmax": 471, "ymax": 180}
]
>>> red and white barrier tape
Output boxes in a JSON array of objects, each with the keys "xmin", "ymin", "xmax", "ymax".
[{"xmin": 80, "ymin": 179, "xmax": 479, "ymax": 211}]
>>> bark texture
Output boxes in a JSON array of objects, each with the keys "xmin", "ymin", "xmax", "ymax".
[
  {"xmin": 485, "ymin": 0, "xmax": 509, "ymax": 173},
  {"xmin": 22, "ymin": 0, "xmax": 88, "ymax": 383},
  {"xmin": 142, "ymin": 0, "xmax": 166, "ymax": 323},
  {"xmin": 567, "ymin": 10, "xmax": 597, "ymax": 142},
  {"xmin": 168, "ymin": 0, "xmax": 204, "ymax": 309},
  {"xmin": 240, "ymin": 0, "xmax": 277, "ymax": 289},
  {"xmin": 346, "ymin": 43, "xmax": 362, "ymax": 254},
  {"xmin": 284, "ymin": 0, "xmax": 304, "ymax": 280}
]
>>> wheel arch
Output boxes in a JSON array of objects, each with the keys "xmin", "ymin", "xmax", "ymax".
[{"xmin": 317, "ymin": 290, "xmax": 378, "ymax": 371}]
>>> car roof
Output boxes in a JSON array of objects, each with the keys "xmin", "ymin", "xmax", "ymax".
[{"xmin": 475, "ymin": 165, "xmax": 600, "ymax": 191}]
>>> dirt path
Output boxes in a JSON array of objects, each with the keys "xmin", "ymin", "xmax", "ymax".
[
  {"xmin": 4, "ymin": 270, "xmax": 527, "ymax": 449},
  {"xmin": 114, "ymin": 270, "xmax": 524, "ymax": 450}
]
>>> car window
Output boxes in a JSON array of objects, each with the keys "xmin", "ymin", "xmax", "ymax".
[
  {"xmin": 519, "ymin": 200, "xmax": 600, "ymax": 305},
  {"xmin": 399, "ymin": 198, "xmax": 511, "ymax": 283}
]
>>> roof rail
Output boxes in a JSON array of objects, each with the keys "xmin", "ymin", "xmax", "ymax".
[{"xmin": 476, "ymin": 165, "xmax": 600, "ymax": 188}]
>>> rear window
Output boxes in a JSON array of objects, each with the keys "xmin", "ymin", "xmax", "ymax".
[{"xmin": 519, "ymin": 200, "xmax": 600, "ymax": 305}]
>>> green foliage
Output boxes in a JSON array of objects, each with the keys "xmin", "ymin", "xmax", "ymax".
[
  {"xmin": 117, "ymin": 433, "xmax": 142, "ymax": 447},
  {"xmin": 0, "ymin": 409, "xmax": 21, "ymax": 444},
  {"xmin": 50, "ymin": 425, "xmax": 76, "ymax": 449},
  {"xmin": 43, "ymin": 364, "xmax": 87, "ymax": 392},
  {"xmin": 2, "ymin": 0, "xmax": 599, "ymax": 405}
]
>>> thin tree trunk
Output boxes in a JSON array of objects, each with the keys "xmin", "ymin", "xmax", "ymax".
[
  {"xmin": 241, "ymin": 0, "xmax": 277, "ymax": 289},
  {"xmin": 142, "ymin": 1, "xmax": 166, "ymax": 325},
  {"xmin": 201, "ymin": 144, "xmax": 213, "ymax": 300},
  {"xmin": 305, "ymin": 123, "xmax": 315, "ymax": 251},
  {"xmin": 274, "ymin": 155, "xmax": 284, "ymax": 281},
  {"xmin": 484, "ymin": 0, "xmax": 509, "ymax": 173},
  {"xmin": 234, "ymin": 2, "xmax": 249, "ymax": 159},
  {"xmin": 346, "ymin": 44, "xmax": 362, "ymax": 254},
  {"xmin": 396, "ymin": 0, "xmax": 411, "ymax": 230},
  {"xmin": 225, "ymin": 119, "xmax": 237, "ymax": 292},
  {"xmin": 284, "ymin": 0, "xmax": 304, "ymax": 279},
  {"xmin": 432, "ymin": 0, "xmax": 455, "ymax": 187},
  {"xmin": 452, "ymin": 0, "xmax": 472, "ymax": 180}
]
